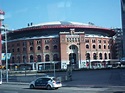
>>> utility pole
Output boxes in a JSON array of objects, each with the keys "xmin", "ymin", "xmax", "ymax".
[{"xmin": 3, "ymin": 25, "xmax": 8, "ymax": 82}]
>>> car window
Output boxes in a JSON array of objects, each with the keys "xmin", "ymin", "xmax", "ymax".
[
  {"xmin": 35, "ymin": 78, "xmax": 42, "ymax": 83},
  {"xmin": 42, "ymin": 78, "xmax": 50, "ymax": 81}
]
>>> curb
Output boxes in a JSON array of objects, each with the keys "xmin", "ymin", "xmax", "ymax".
[
  {"xmin": 1, "ymin": 82, "xmax": 104, "ymax": 88},
  {"xmin": 2, "ymin": 82, "xmax": 29, "ymax": 85}
]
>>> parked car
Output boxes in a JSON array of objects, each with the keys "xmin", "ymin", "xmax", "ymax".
[
  {"xmin": 0, "ymin": 81, "xmax": 2, "ymax": 85},
  {"xmin": 29, "ymin": 76, "xmax": 62, "ymax": 90},
  {"xmin": 120, "ymin": 57, "xmax": 125, "ymax": 62},
  {"xmin": 120, "ymin": 57, "xmax": 125, "ymax": 65}
]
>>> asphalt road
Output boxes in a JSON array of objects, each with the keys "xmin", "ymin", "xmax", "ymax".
[{"xmin": 0, "ymin": 84, "xmax": 125, "ymax": 93}]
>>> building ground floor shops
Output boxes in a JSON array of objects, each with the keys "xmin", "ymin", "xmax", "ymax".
[
  {"xmin": 2, "ymin": 59, "xmax": 124, "ymax": 71},
  {"xmin": 8, "ymin": 61, "xmax": 61, "ymax": 71}
]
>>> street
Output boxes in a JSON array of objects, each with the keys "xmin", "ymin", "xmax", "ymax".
[
  {"xmin": 0, "ymin": 83, "xmax": 125, "ymax": 93},
  {"xmin": 1, "ymin": 68, "xmax": 125, "ymax": 93}
]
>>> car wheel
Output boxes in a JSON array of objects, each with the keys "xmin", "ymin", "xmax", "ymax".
[
  {"xmin": 30, "ymin": 84, "xmax": 34, "ymax": 89},
  {"xmin": 46, "ymin": 85, "xmax": 52, "ymax": 90},
  {"xmin": 55, "ymin": 88, "xmax": 58, "ymax": 89}
]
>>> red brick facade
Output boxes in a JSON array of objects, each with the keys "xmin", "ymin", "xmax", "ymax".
[
  {"xmin": 3, "ymin": 30, "xmax": 114, "ymax": 70},
  {"xmin": 2, "ymin": 21, "xmax": 115, "ymax": 70},
  {"xmin": 59, "ymin": 29, "xmax": 113, "ymax": 69}
]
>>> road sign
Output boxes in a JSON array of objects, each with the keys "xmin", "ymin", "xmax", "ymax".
[{"xmin": 1, "ymin": 53, "xmax": 11, "ymax": 60}]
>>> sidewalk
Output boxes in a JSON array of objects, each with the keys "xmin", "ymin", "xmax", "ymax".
[{"xmin": 2, "ymin": 81, "xmax": 29, "ymax": 85}]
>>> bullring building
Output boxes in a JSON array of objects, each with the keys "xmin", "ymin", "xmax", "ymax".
[{"xmin": 2, "ymin": 21, "xmax": 115, "ymax": 70}]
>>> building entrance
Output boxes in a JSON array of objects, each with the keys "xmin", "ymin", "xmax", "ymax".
[
  {"xmin": 68, "ymin": 45, "xmax": 79, "ymax": 68},
  {"xmin": 69, "ymin": 53, "xmax": 76, "ymax": 64}
]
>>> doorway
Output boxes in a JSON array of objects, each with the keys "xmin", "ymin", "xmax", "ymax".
[
  {"xmin": 68, "ymin": 45, "xmax": 78, "ymax": 68},
  {"xmin": 69, "ymin": 53, "xmax": 76, "ymax": 64}
]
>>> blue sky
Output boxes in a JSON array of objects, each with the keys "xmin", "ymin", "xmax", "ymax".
[{"xmin": 0, "ymin": 0, "xmax": 121, "ymax": 30}]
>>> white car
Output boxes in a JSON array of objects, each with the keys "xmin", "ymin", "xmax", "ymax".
[
  {"xmin": 0, "ymin": 81, "xmax": 2, "ymax": 85},
  {"xmin": 120, "ymin": 57, "xmax": 125, "ymax": 62},
  {"xmin": 29, "ymin": 76, "xmax": 62, "ymax": 90}
]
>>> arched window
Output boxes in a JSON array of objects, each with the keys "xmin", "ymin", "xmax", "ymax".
[
  {"xmin": 17, "ymin": 56, "xmax": 20, "ymax": 63},
  {"xmin": 92, "ymin": 40, "xmax": 96, "ymax": 43},
  {"xmin": 37, "ymin": 46, "xmax": 41, "ymax": 50},
  {"xmin": 104, "ymin": 45, "xmax": 106, "ymax": 49},
  {"xmin": 30, "ymin": 46, "xmax": 33, "ymax": 51},
  {"xmin": 69, "ymin": 45, "xmax": 76, "ymax": 49},
  {"xmin": 30, "ymin": 55, "xmax": 34, "ymax": 62},
  {"xmin": 45, "ymin": 54, "xmax": 50, "ymax": 61},
  {"xmin": 17, "ymin": 48, "xmax": 20, "ymax": 52},
  {"xmin": 108, "ymin": 45, "xmax": 110, "ymax": 49},
  {"xmin": 37, "ymin": 55, "xmax": 41, "ymax": 62},
  {"xmin": 109, "ymin": 53, "xmax": 111, "ymax": 59},
  {"xmin": 12, "ymin": 49, "xmax": 14, "ymax": 52},
  {"xmin": 23, "ymin": 47, "xmax": 26, "ymax": 52},
  {"xmin": 12, "ymin": 57, "xmax": 15, "ymax": 63},
  {"xmin": 93, "ymin": 53, "xmax": 97, "ymax": 60},
  {"xmin": 104, "ymin": 53, "xmax": 107, "ymax": 59},
  {"xmin": 53, "ymin": 45, "xmax": 57, "ymax": 49},
  {"xmin": 93, "ymin": 45, "xmax": 96, "ymax": 49},
  {"xmin": 53, "ymin": 54, "xmax": 58, "ymax": 61},
  {"xmin": 99, "ymin": 53, "xmax": 102, "ymax": 59},
  {"xmin": 85, "ymin": 39, "xmax": 89, "ymax": 43},
  {"xmin": 86, "ymin": 53, "xmax": 90, "ymax": 60},
  {"xmin": 23, "ymin": 56, "xmax": 26, "ymax": 62},
  {"xmin": 99, "ymin": 45, "xmax": 101, "ymax": 49},
  {"xmin": 45, "ymin": 46, "xmax": 49, "ymax": 50},
  {"xmin": 86, "ymin": 44, "xmax": 89, "ymax": 49}
]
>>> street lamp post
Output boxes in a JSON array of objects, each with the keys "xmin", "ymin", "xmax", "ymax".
[
  {"xmin": 3, "ymin": 25, "xmax": 8, "ymax": 82},
  {"xmin": 51, "ymin": 61, "xmax": 56, "ymax": 77},
  {"xmin": 53, "ymin": 61, "xmax": 55, "ymax": 77},
  {"xmin": 5, "ymin": 28, "xmax": 8, "ymax": 82}
]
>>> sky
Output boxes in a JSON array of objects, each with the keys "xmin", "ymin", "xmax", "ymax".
[{"xmin": 0, "ymin": 0, "xmax": 121, "ymax": 30}]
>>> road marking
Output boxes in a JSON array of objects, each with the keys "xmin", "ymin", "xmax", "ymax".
[
  {"xmin": 62, "ymin": 87, "xmax": 108, "ymax": 91},
  {"xmin": 3, "ymin": 91, "xmax": 18, "ymax": 93}
]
